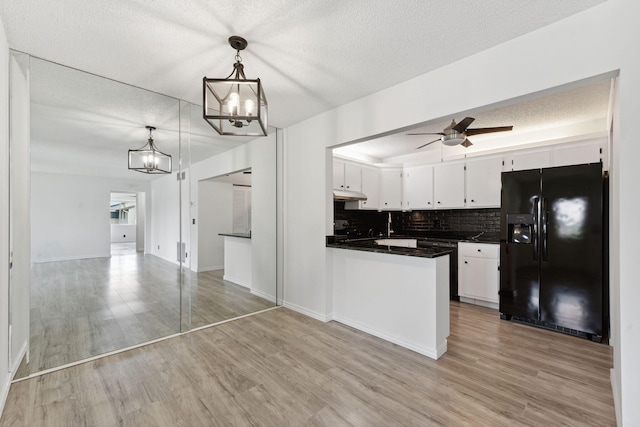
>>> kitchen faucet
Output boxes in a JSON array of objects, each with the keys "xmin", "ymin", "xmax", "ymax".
[{"xmin": 387, "ymin": 212, "xmax": 393, "ymax": 238}]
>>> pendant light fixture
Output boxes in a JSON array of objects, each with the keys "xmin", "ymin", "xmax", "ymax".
[
  {"xmin": 203, "ymin": 36, "xmax": 268, "ymax": 137},
  {"xmin": 128, "ymin": 126, "xmax": 172, "ymax": 174}
]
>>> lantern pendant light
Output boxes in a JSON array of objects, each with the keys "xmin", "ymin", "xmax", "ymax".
[
  {"xmin": 203, "ymin": 36, "xmax": 268, "ymax": 137},
  {"xmin": 128, "ymin": 126, "xmax": 172, "ymax": 174}
]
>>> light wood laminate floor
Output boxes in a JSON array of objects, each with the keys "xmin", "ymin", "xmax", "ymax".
[
  {"xmin": 16, "ymin": 251, "xmax": 274, "ymax": 378},
  {"xmin": 2, "ymin": 303, "xmax": 615, "ymax": 426}
]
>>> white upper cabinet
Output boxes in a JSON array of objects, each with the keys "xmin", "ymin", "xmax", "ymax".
[
  {"xmin": 333, "ymin": 159, "xmax": 362, "ymax": 192},
  {"xmin": 360, "ymin": 165, "xmax": 380, "ymax": 210},
  {"xmin": 433, "ymin": 162, "xmax": 465, "ymax": 208},
  {"xmin": 403, "ymin": 165, "xmax": 433, "ymax": 210},
  {"xmin": 346, "ymin": 165, "xmax": 380, "ymax": 210},
  {"xmin": 465, "ymin": 156, "xmax": 503, "ymax": 208},
  {"xmin": 333, "ymin": 159, "xmax": 345, "ymax": 190},
  {"xmin": 505, "ymin": 139, "xmax": 605, "ymax": 172},
  {"xmin": 380, "ymin": 168, "xmax": 403, "ymax": 210},
  {"xmin": 552, "ymin": 140, "xmax": 603, "ymax": 168},
  {"xmin": 344, "ymin": 162, "xmax": 362, "ymax": 192},
  {"xmin": 508, "ymin": 149, "xmax": 552, "ymax": 171}
]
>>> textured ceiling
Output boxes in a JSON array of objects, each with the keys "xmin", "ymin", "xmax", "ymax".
[
  {"xmin": 0, "ymin": 0, "xmax": 605, "ymax": 129},
  {"xmin": 1, "ymin": 1, "xmax": 610, "ymax": 179},
  {"xmin": 336, "ymin": 77, "xmax": 612, "ymax": 162}
]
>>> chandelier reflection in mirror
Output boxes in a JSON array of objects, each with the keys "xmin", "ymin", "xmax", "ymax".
[
  {"xmin": 128, "ymin": 126, "xmax": 172, "ymax": 174},
  {"xmin": 203, "ymin": 36, "xmax": 268, "ymax": 136}
]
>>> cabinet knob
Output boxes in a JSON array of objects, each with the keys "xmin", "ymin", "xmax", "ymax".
[
  {"xmin": 428, "ymin": 202, "xmax": 431, "ymax": 205},
  {"xmin": 384, "ymin": 202, "xmax": 388, "ymax": 205},
  {"xmin": 477, "ymin": 249, "xmax": 481, "ymax": 252},
  {"xmin": 346, "ymin": 186, "xmax": 350, "ymax": 189},
  {"xmin": 464, "ymin": 261, "xmax": 468, "ymax": 264},
  {"xmin": 437, "ymin": 201, "xmax": 441, "ymax": 204},
  {"xmin": 471, "ymin": 199, "xmax": 475, "ymax": 203}
]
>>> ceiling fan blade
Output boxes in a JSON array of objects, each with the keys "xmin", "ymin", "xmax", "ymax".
[
  {"xmin": 416, "ymin": 138, "xmax": 441, "ymax": 149},
  {"xmin": 451, "ymin": 117, "xmax": 475, "ymax": 133},
  {"xmin": 406, "ymin": 132, "xmax": 445, "ymax": 136},
  {"xmin": 464, "ymin": 126, "xmax": 513, "ymax": 136},
  {"xmin": 461, "ymin": 138, "xmax": 473, "ymax": 148}
]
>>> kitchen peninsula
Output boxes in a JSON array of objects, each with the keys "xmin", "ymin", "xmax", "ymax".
[
  {"xmin": 327, "ymin": 238, "xmax": 451, "ymax": 359},
  {"xmin": 219, "ymin": 233, "xmax": 252, "ymax": 288}
]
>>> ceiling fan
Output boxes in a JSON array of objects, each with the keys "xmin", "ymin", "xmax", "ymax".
[{"xmin": 408, "ymin": 117, "xmax": 513, "ymax": 149}]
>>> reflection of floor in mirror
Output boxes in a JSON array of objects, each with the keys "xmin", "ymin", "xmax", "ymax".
[
  {"xmin": 15, "ymin": 253, "xmax": 274, "ymax": 379},
  {"xmin": 111, "ymin": 242, "xmax": 137, "ymax": 256}
]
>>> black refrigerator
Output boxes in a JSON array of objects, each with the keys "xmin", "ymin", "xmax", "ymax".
[{"xmin": 499, "ymin": 163, "xmax": 607, "ymax": 342}]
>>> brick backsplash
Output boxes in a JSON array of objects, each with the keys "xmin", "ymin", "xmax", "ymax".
[
  {"xmin": 334, "ymin": 201, "xmax": 500, "ymax": 235},
  {"xmin": 397, "ymin": 208, "xmax": 500, "ymax": 234}
]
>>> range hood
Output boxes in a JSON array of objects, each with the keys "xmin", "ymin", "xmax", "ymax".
[{"xmin": 333, "ymin": 189, "xmax": 368, "ymax": 201}]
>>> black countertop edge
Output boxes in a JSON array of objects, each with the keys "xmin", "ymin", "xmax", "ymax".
[
  {"xmin": 219, "ymin": 233, "xmax": 251, "ymax": 239},
  {"xmin": 326, "ymin": 241, "xmax": 452, "ymax": 259},
  {"xmin": 326, "ymin": 234, "xmax": 499, "ymax": 245}
]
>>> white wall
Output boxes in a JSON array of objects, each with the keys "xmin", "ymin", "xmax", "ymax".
[
  {"xmin": 110, "ymin": 224, "xmax": 136, "ymax": 243},
  {"xmin": 0, "ymin": 14, "xmax": 12, "ymax": 416},
  {"xmin": 197, "ymin": 180, "xmax": 232, "ymax": 271},
  {"xmin": 282, "ymin": 0, "xmax": 639, "ymax": 424},
  {"xmin": 9, "ymin": 52, "xmax": 30, "ymax": 376},
  {"xmin": 31, "ymin": 172, "xmax": 150, "ymax": 262},
  {"xmin": 136, "ymin": 191, "xmax": 145, "ymax": 252},
  {"xmin": 150, "ymin": 170, "xmax": 182, "ymax": 264},
  {"xmin": 249, "ymin": 134, "xmax": 278, "ymax": 302}
]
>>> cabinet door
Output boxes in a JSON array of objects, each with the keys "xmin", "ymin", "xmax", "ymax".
[
  {"xmin": 552, "ymin": 140, "xmax": 603, "ymax": 168},
  {"xmin": 343, "ymin": 162, "xmax": 362, "ymax": 192},
  {"xmin": 380, "ymin": 168, "xmax": 403, "ymax": 210},
  {"xmin": 459, "ymin": 256, "xmax": 499, "ymax": 303},
  {"xmin": 360, "ymin": 166, "xmax": 380, "ymax": 210},
  {"xmin": 510, "ymin": 149, "xmax": 551, "ymax": 171},
  {"xmin": 333, "ymin": 159, "xmax": 345, "ymax": 190},
  {"xmin": 433, "ymin": 162, "xmax": 465, "ymax": 208},
  {"xmin": 403, "ymin": 165, "xmax": 433, "ymax": 210},
  {"xmin": 466, "ymin": 157, "xmax": 502, "ymax": 207}
]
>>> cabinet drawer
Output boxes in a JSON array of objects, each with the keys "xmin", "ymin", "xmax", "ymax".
[{"xmin": 458, "ymin": 242, "xmax": 499, "ymax": 259}]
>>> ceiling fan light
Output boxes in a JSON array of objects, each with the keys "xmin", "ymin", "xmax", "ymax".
[{"xmin": 441, "ymin": 133, "xmax": 466, "ymax": 146}]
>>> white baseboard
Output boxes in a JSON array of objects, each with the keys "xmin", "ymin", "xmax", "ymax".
[
  {"xmin": 223, "ymin": 275, "xmax": 251, "ymax": 289},
  {"xmin": 459, "ymin": 296, "xmax": 499, "ymax": 310},
  {"xmin": 610, "ymin": 368, "xmax": 621, "ymax": 426},
  {"xmin": 0, "ymin": 373, "xmax": 10, "ymax": 422},
  {"xmin": 332, "ymin": 313, "xmax": 443, "ymax": 360},
  {"xmin": 9, "ymin": 341, "xmax": 27, "ymax": 379},
  {"xmin": 33, "ymin": 253, "xmax": 111, "ymax": 263},
  {"xmin": 197, "ymin": 265, "xmax": 223, "ymax": 273},
  {"xmin": 283, "ymin": 301, "xmax": 333, "ymax": 322},
  {"xmin": 251, "ymin": 288, "xmax": 276, "ymax": 303}
]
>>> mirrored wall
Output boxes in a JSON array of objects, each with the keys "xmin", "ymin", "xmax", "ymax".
[{"xmin": 11, "ymin": 54, "xmax": 280, "ymax": 379}]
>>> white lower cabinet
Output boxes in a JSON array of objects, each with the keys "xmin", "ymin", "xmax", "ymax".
[{"xmin": 458, "ymin": 242, "xmax": 499, "ymax": 305}]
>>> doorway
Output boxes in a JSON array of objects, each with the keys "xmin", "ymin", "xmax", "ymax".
[{"xmin": 110, "ymin": 192, "xmax": 139, "ymax": 256}]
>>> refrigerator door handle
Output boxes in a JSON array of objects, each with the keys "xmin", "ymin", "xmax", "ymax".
[
  {"xmin": 541, "ymin": 197, "xmax": 548, "ymax": 261},
  {"xmin": 532, "ymin": 197, "xmax": 539, "ymax": 261}
]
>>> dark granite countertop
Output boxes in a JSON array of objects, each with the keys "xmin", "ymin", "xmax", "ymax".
[
  {"xmin": 327, "ymin": 238, "xmax": 453, "ymax": 259},
  {"xmin": 219, "ymin": 233, "xmax": 251, "ymax": 239},
  {"xmin": 329, "ymin": 232, "xmax": 500, "ymax": 244}
]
